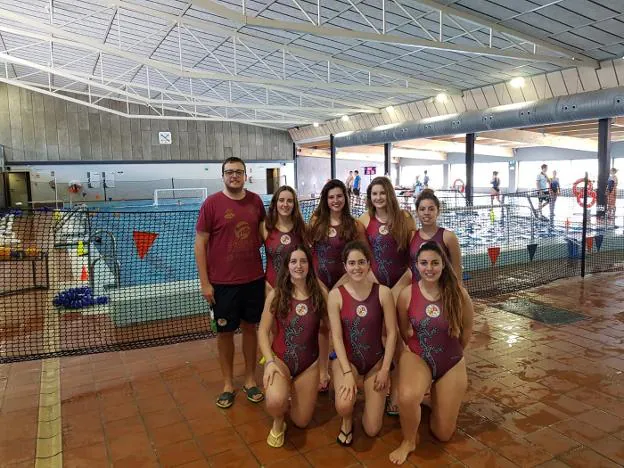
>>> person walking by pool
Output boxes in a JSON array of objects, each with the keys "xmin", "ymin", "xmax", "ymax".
[
  {"xmin": 345, "ymin": 170, "xmax": 354, "ymax": 196},
  {"xmin": 327, "ymin": 240, "xmax": 397, "ymax": 446},
  {"xmin": 261, "ymin": 186, "xmax": 306, "ymax": 295},
  {"xmin": 195, "ymin": 156, "xmax": 266, "ymax": 409},
  {"xmin": 409, "ymin": 189, "xmax": 462, "ymax": 283},
  {"xmin": 490, "ymin": 171, "xmax": 501, "ymax": 206},
  {"xmin": 360, "ymin": 176, "xmax": 415, "ymax": 301},
  {"xmin": 549, "ymin": 170, "xmax": 560, "ymax": 222},
  {"xmin": 353, "ymin": 170, "xmax": 362, "ymax": 197},
  {"xmin": 389, "ymin": 241, "xmax": 473, "ymax": 465},
  {"xmin": 309, "ymin": 179, "xmax": 367, "ymax": 392},
  {"xmin": 607, "ymin": 168, "xmax": 618, "ymax": 220},
  {"xmin": 423, "ymin": 170, "xmax": 430, "ymax": 188},
  {"xmin": 258, "ymin": 245, "xmax": 329, "ymax": 448},
  {"xmin": 536, "ymin": 164, "xmax": 550, "ymax": 219}
]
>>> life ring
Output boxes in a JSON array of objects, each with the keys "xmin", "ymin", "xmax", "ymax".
[
  {"xmin": 453, "ymin": 179, "xmax": 465, "ymax": 193},
  {"xmin": 577, "ymin": 190, "xmax": 597, "ymax": 208},
  {"xmin": 67, "ymin": 180, "xmax": 82, "ymax": 194},
  {"xmin": 572, "ymin": 178, "xmax": 593, "ymax": 198}
]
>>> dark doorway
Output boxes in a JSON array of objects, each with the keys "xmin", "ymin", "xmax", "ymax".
[
  {"xmin": 6, "ymin": 171, "xmax": 31, "ymax": 208},
  {"xmin": 266, "ymin": 168, "xmax": 280, "ymax": 194}
]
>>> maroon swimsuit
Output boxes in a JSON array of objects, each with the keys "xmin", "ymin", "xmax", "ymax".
[
  {"xmin": 338, "ymin": 283, "xmax": 385, "ymax": 376},
  {"xmin": 409, "ymin": 227, "xmax": 450, "ymax": 281},
  {"xmin": 366, "ymin": 216, "xmax": 409, "ymax": 288},
  {"xmin": 265, "ymin": 229, "xmax": 302, "ymax": 288}
]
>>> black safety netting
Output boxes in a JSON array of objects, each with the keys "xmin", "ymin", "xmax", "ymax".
[{"xmin": 0, "ymin": 181, "xmax": 622, "ymax": 362}]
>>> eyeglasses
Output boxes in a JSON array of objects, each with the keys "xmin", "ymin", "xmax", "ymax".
[{"xmin": 223, "ymin": 170, "xmax": 245, "ymax": 177}]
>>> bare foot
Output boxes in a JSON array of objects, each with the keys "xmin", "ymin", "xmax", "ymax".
[{"xmin": 389, "ymin": 440, "xmax": 416, "ymax": 465}]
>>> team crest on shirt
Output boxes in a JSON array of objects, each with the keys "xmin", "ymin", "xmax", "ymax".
[
  {"xmin": 356, "ymin": 305, "xmax": 368, "ymax": 317},
  {"xmin": 235, "ymin": 221, "xmax": 251, "ymax": 240},
  {"xmin": 224, "ymin": 209, "xmax": 235, "ymax": 220},
  {"xmin": 328, "ymin": 227, "xmax": 337, "ymax": 238},
  {"xmin": 295, "ymin": 303, "xmax": 308, "ymax": 316},
  {"xmin": 378, "ymin": 224, "xmax": 389, "ymax": 235},
  {"xmin": 280, "ymin": 234, "xmax": 291, "ymax": 245},
  {"xmin": 217, "ymin": 318, "xmax": 228, "ymax": 327},
  {"xmin": 425, "ymin": 304, "xmax": 441, "ymax": 318}
]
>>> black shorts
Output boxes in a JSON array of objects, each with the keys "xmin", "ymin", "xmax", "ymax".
[
  {"xmin": 353, "ymin": 188, "xmax": 360, "ymax": 196},
  {"xmin": 538, "ymin": 190, "xmax": 549, "ymax": 203},
  {"xmin": 212, "ymin": 278, "xmax": 264, "ymax": 332}
]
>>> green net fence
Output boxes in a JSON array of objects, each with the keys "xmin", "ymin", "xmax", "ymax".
[{"xmin": 1, "ymin": 181, "xmax": 622, "ymax": 362}]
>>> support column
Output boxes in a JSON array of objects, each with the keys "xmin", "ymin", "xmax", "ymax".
[
  {"xmin": 293, "ymin": 142, "xmax": 298, "ymax": 192},
  {"xmin": 465, "ymin": 133, "xmax": 475, "ymax": 206},
  {"xmin": 330, "ymin": 134, "xmax": 336, "ymax": 180},
  {"xmin": 384, "ymin": 142, "xmax": 392, "ymax": 179},
  {"xmin": 597, "ymin": 118, "xmax": 611, "ymax": 219},
  {"xmin": 442, "ymin": 163, "xmax": 449, "ymax": 189}
]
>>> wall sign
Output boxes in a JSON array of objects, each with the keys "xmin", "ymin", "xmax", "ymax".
[{"xmin": 158, "ymin": 131, "xmax": 172, "ymax": 145}]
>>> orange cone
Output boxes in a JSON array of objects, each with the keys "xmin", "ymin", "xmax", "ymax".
[{"xmin": 80, "ymin": 265, "xmax": 89, "ymax": 282}]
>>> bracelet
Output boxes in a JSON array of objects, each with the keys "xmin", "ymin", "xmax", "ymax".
[
  {"xmin": 343, "ymin": 369, "xmax": 352, "ymax": 375},
  {"xmin": 265, "ymin": 359, "xmax": 275, "ymax": 366}
]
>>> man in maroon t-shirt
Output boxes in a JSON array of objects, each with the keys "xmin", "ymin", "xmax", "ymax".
[{"xmin": 195, "ymin": 157, "xmax": 266, "ymax": 409}]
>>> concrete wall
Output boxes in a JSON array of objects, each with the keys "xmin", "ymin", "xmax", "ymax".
[{"xmin": 0, "ymin": 83, "xmax": 293, "ymax": 163}]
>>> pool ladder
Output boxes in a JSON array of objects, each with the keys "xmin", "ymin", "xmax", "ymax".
[{"xmin": 87, "ymin": 230, "xmax": 121, "ymax": 290}]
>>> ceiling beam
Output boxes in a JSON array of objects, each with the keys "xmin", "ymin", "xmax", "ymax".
[
  {"xmin": 479, "ymin": 129, "xmax": 598, "ymax": 152},
  {"xmin": 113, "ymin": 0, "xmax": 456, "ymax": 94},
  {"xmin": 411, "ymin": 0, "xmax": 595, "ymax": 66},
  {"xmin": 0, "ymin": 12, "xmax": 428, "ymax": 97},
  {"xmin": 192, "ymin": 0, "xmax": 591, "ymax": 68}
]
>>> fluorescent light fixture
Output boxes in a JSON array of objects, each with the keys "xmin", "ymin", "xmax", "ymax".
[
  {"xmin": 435, "ymin": 93, "xmax": 448, "ymax": 103},
  {"xmin": 385, "ymin": 105, "xmax": 394, "ymax": 112},
  {"xmin": 510, "ymin": 77, "xmax": 525, "ymax": 88},
  {"xmin": 313, "ymin": 122, "xmax": 319, "ymax": 127},
  {"xmin": 341, "ymin": 115, "xmax": 350, "ymax": 121}
]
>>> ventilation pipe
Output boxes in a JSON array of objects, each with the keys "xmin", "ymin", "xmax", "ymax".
[{"xmin": 334, "ymin": 87, "xmax": 624, "ymax": 147}]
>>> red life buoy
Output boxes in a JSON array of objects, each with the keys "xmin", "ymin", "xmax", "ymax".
[
  {"xmin": 572, "ymin": 178, "xmax": 593, "ymax": 198},
  {"xmin": 576, "ymin": 190, "xmax": 597, "ymax": 208},
  {"xmin": 453, "ymin": 179, "xmax": 465, "ymax": 193}
]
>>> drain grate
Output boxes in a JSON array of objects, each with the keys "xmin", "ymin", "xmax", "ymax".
[{"xmin": 492, "ymin": 298, "xmax": 587, "ymax": 325}]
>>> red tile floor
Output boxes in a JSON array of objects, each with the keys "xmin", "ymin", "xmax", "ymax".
[{"xmin": 2, "ymin": 271, "xmax": 624, "ymax": 467}]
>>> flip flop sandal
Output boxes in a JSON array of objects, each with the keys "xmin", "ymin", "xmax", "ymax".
[
  {"xmin": 386, "ymin": 398, "xmax": 399, "ymax": 417},
  {"xmin": 242, "ymin": 385, "xmax": 265, "ymax": 403},
  {"xmin": 267, "ymin": 422, "xmax": 287, "ymax": 448},
  {"xmin": 215, "ymin": 391, "xmax": 236, "ymax": 409},
  {"xmin": 336, "ymin": 428, "xmax": 353, "ymax": 447}
]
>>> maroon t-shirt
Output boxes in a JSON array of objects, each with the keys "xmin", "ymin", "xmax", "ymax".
[{"xmin": 196, "ymin": 190, "xmax": 266, "ymax": 284}]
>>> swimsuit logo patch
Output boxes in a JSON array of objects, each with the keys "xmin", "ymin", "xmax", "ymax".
[
  {"xmin": 217, "ymin": 318, "xmax": 228, "ymax": 327},
  {"xmin": 328, "ymin": 227, "xmax": 337, "ymax": 238},
  {"xmin": 295, "ymin": 303, "xmax": 308, "ymax": 316},
  {"xmin": 379, "ymin": 224, "xmax": 389, "ymax": 235},
  {"xmin": 280, "ymin": 234, "xmax": 291, "ymax": 245},
  {"xmin": 425, "ymin": 304, "xmax": 441, "ymax": 318},
  {"xmin": 356, "ymin": 305, "xmax": 368, "ymax": 317}
]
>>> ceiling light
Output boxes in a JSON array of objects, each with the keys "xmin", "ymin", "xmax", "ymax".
[
  {"xmin": 510, "ymin": 77, "xmax": 525, "ymax": 88},
  {"xmin": 435, "ymin": 93, "xmax": 448, "ymax": 103},
  {"xmin": 313, "ymin": 122, "xmax": 319, "ymax": 127},
  {"xmin": 341, "ymin": 115, "xmax": 349, "ymax": 121},
  {"xmin": 385, "ymin": 105, "xmax": 394, "ymax": 112}
]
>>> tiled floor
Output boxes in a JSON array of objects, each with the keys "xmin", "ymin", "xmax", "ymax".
[{"xmin": 1, "ymin": 271, "xmax": 624, "ymax": 467}]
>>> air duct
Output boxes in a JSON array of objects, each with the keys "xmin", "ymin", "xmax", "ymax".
[{"xmin": 334, "ymin": 87, "xmax": 624, "ymax": 147}]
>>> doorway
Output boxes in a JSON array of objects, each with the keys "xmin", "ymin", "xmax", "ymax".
[
  {"xmin": 6, "ymin": 172, "xmax": 31, "ymax": 208},
  {"xmin": 266, "ymin": 168, "xmax": 280, "ymax": 194}
]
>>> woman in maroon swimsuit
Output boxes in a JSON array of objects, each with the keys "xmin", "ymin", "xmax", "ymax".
[
  {"xmin": 258, "ymin": 245, "xmax": 329, "ymax": 448},
  {"xmin": 261, "ymin": 186, "xmax": 306, "ymax": 295},
  {"xmin": 409, "ymin": 189, "xmax": 462, "ymax": 282},
  {"xmin": 389, "ymin": 242, "xmax": 474, "ymax": 465},
  {"xmin": 327, "ymin": 241, "xmax": 397, "ymax": 446},
  {"xmin": 359, "ymin": 176, "xmax": 415, "ymax": 300},
  {"xmin": 309, "ymin": 179, "xmax": 367, "ymax": 392}
]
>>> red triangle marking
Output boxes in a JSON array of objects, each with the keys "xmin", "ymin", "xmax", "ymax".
[
  {"xmin": 488, "ymin": 246, "xmax": 501, "ymax": 266},
  {"xmin": 133, "ymin": 231, "xmax": 158, "ymax": 259},
  {"xmin": 586, "ymin": 237, "xmax": 593, "ymax": 251}
]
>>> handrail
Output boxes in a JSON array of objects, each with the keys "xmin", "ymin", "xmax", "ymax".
[{"xmin": 88, "ymin": 230, "xmax": 121, "ymax": 290}]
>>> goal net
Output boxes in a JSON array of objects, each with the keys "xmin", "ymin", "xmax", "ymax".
[{"xmin": 153, "ymin": 187, "xmax": 208, "ymax": 206}]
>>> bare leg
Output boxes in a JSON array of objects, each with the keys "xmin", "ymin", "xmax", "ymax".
[
  {"xmin": 217, "ymin": 331, "xmax": 235, "ymax": 394},
  {"xmin": 430, "ymin": 359, "xmax": 468, "ymax": 442},
  {"xmin": 318, "ymin": 325, "xmax": 331, "ymax": 391},
  {"xmin": 362, "ymin": 360, "xmax": 387, "ymax": 437},
  {"xmin": 241, "ymin": 321, "xmax": 260, "ymax": 394},
  {"xmin": 389, "ymin": 352, "xmax": 431, "ymax": 465},
  {"xmin": 332, "ymin": 359, "xmax": 357, "ymax": 444},
  {"xmin": 264, "ymin": 359, "xmax": 291, "ymax": 434},
  {"xmin": 291, "ymin": 360, "xmax": 320, "ymax": 428}
]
